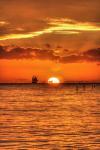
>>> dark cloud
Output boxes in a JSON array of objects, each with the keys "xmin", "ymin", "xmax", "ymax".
[
  {"xmin": 60, "ymin": 55, "xmax": 83, "ymax": 63},
  {"xmin": 60, "ymin": 48, "xmax": 100, "ymax": 63},
  {"xmin": 83, "ymin": 48, "xmax": 100, "ymax": 61},
  {"xmin": 0, "ymin": 45, "xmax": 100, "ymax": 63},
  {"xmin": 0, "ymin": 46, "xmax": 34, "ymax": 59},
  {"xmin": 0, "ymin": 45, "xmax": 59, "ymax": 60}
]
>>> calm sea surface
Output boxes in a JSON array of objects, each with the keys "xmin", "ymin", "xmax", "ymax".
[{"xmin": 0, "ymin": 84, "xmax": 100, "ymax": 150}]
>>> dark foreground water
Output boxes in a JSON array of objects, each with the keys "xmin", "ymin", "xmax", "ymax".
[{"xmin": 0, "ymin": 84, "xmax": 100, "ymax": 150}]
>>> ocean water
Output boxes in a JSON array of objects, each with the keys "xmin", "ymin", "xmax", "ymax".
[{"xmin": 0, "ymin": 84, "xmax": 100, "ymax": 150}]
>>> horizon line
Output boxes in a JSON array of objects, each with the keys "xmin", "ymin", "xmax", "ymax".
[{"xmin": 0, "ymin": 82, "xmax": 100, "ymax": 84}]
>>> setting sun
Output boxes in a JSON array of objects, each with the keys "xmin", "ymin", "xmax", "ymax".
[{"xmin": 48, "ymin": 77, "xmax": 60, "ymax": 84}]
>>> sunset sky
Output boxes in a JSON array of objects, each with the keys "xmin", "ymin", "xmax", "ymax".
[{"xmin": 0, "ymin": 0, "xmax": 100, "ymax": 83}]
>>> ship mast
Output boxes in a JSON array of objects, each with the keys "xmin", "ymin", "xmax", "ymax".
[{"xmin": 32, "ymin": 76, "xmax": 38, "ymax": 83}]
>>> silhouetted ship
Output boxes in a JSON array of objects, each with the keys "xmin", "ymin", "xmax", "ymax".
[{"xmin": 32, "ymin": 76, "xmax": 38, "ymax": 84}]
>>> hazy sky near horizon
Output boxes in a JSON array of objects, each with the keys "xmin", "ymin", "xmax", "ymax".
[{"xmin": 0, "ymin": 0, "xmax": 100, "ymax": 82}]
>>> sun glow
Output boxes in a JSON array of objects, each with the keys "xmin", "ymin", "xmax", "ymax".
[{"xmin": 48, "ymin": 77, "xmax": 60, "ymax": 84}]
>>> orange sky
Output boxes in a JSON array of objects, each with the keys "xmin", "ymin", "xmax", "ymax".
[{"xmin": 0, "ymin": 0, "xmax": 100, "ymax": 83}]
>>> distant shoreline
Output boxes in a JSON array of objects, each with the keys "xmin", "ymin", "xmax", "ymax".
[{"xmin": 0, "ymin": 82, "xmax": 100, "ymax": 85}]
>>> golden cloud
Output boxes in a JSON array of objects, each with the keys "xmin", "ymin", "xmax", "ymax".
[
  {"xmin": 0, "ymin": 18, "xmax": 100, "ymax": 41},
  {"xmin": 0, "ymin": 21, "xmax": 9, "ymax": 26}
]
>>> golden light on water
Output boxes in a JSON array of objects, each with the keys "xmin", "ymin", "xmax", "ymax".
[{"xmin": 48, "ymin": 77, "xmax": 60, "ymax": 84}]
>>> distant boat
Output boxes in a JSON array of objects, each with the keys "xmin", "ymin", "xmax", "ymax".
[{"xmin": 32, "ymin": 76, "xmax": 38, "ymax": 84}]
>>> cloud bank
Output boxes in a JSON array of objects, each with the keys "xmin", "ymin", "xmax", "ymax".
[{"xmin": 0, "ymin": 45, "xmax": 100, "ymax": 63}]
